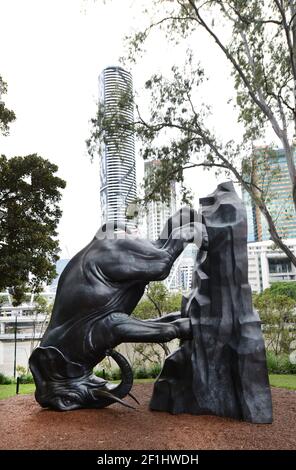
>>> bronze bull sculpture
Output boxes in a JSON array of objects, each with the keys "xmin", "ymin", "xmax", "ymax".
[{"xmin": 29, "ymin": 207, "xmax": 201, "ymax": 411}]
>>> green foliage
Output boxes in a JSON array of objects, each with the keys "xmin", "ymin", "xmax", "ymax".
[
  {"xmin": 133, "ymin": 363, "xmax": 161, "ymax": 379},
  {"xmin": 15, "ymin": 365, "xmax": 34, "ymax": 383},
  {"xmin": 110, "ymin": 368, "xmax": 121, "ymax": 381},
  {"xmin": 94, "ymin": 368, "xmax": 112, "ymax": 381},
  {"xmin": 266, "ymin": 351, "xmax": 296, "ymax": 374},
  {"xmin": 0, "ymin": 373, "xmax": 13, "ymax": 385},
  {"xmin": 269, "ymin": 282, "xmax": 296, "ymax": 300},
  {"xmin": 0, "ymin": 75, "xmax": 16, "ymax": 136},
  {"xmin": 33, "ymin": 294, "xmax": 53, "ymax": 316},
  {"xmin": 0, "ymin": 294, "xmax": 9, "ymax": 306},
  {"xmin": 134, "ymin": 366, "xmax": 148, "ymax": 379},
  {"xmin": 133, "ymin": 282, "xmax": 182, "ymax": 363},
  {"xmin": 94, "ymin": 363, "xmax": 162, "ymax": 380},
  {"xmin": 133, "ymin": 282, "xmax": 182, "ymax": 319},
  {"xmin": 19, "ymin": 373, "xmax": 34, "ymax": 384},
  {"xmin": 94, "ymin": 357, "xmax": 162, "ymax": 380},
  {"xmin": 167, "ymin": 291, "xmax": 183, "ymax": 313},
  {"xmin": 0, "ymin": 154, "xmax": 66, "ymax": 304},
  {"xmin": 254, "ymin": 288, "xmax": 296, "ymax": 355},
  {"xmin": 132, "ymin": 298, "xmax": 153, "ymax": 320},
  {"xmin": 95, "ymin": 368, "xmax": 122, "ymax": 381},
  {"xmin": 147, "ymin": 363, "xmax": 162, "ymax": 378}
]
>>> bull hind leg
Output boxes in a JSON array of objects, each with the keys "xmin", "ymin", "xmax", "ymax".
[
  {"xmin": 98, "ymin": 312, "xmax": 192, "ymax": 348},
  {"xmin": 90, "ymin": 314, "xmax": 192, "ymax": 410}
]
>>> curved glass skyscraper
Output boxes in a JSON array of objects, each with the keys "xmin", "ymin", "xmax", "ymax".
[{"xmin": 99, "ymin": 66, "xmax": 137, "ymax": 227}]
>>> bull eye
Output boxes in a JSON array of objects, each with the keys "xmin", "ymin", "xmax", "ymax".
[{"xmin": 62, "ymin": 397, "xmax": 75, "ymax": 407}]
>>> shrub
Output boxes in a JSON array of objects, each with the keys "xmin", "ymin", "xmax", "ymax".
[
  {"xmin": 94, "ymin": 369, "xmax": 112, "ymax": 381},
  {"xmin": 266, "ymin": 351, "xmax": 296, "ymax": 374},
  {"xmin": 149, "ymin": 363, "xmax": 162, "ymax": 378},
  {"xmin": 134, "ymin": 367, "xmax": 148, "ymax": 379},
  {"xmin": 111, "ymin": 368, "xmax": 121, "ymax": 380},
  {"xmin": 19, "ymin": 373, "xmax": 34, "ymax": 384},
  {"xmin": 95, "ymin": 363, "xmax": 163, "ymax": 381},
  {"xmin": 0, "ymin": 373, "xmax": 14, "ymax": 384}
]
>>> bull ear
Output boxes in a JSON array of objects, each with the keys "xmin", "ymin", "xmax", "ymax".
[{"xmin": 29, "ymin": 346, "xmax": 84, "ymax": 382}]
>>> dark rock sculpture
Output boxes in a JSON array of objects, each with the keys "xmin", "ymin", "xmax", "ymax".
[
  {"xmin": 150, "ymin": 182, "xmax": 273, "ymax": 423},
  {"xmin": 29, "ymin": 208, "xmax": 198, "ymax": 411}
]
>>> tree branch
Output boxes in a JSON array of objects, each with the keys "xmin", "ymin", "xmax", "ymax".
[
  {"xmin": 227, "ymin": 3, "xmax": 282, "ymax": 26},
  {"xmin": 274, "ymin": 0, "xmax": 296, "ymax": 83},
  {"xmin": 186, "ymin": 0, "xmax": 288, "ymax": 142},
  {"xmin": 146, "ymin": 290, "xmax": 162, "ymax": 317}
]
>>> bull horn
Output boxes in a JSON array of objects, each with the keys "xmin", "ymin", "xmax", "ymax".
[
  {"xmin": 92, "ymin": 349, "xmax": 135, "ymax": 409},
  {"xmin": 128, "ymin": 391, "xmax": 140, "ymax": 405},
  {"xmin": 105, "ymin": 349, "xmax": 134, "ymax": 400},
  {"xmin": 93, "ymin": 389, "xmax": 136, "ymax": 410}
]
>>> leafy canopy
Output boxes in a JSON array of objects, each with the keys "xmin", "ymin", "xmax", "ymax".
[
  {"xmin": 0, "ymin": 75, "xmax": 16, "ymax": 136},
  {"xmin": 269, "ymin": 281, "xmax": 296, "ymax": 300},
  {"xmin": 0, "ymin": 154, "xmax": 66, "ymax": 305}
]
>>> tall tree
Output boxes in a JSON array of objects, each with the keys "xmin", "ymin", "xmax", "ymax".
[
  {"xmin": 0, "ymin": 75, "xmax": 66, "ymax": 304},
  {"xmin": 88, "ymin": 0, "xmax": 296, "ymax": 266},
  {"xmin": 0, "ymin": 154, "xmax": 66, "ymax": 304},
  {"xmin": 0, "ymin": 75, "xmax": 16, "ymax": 135}
]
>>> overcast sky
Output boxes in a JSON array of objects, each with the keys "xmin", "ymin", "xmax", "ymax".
[{"xmin": 0, "ymin": 0, "xmax": 244, "ymax": 257}]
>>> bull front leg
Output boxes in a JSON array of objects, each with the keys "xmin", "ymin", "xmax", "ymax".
[
  {"xmin": 143, "ymin": 311, "xmax": 182, "ymax": 323},
  {"xmin": 95, "ymin": 218, "xmax": 202, "ymax": 283}
]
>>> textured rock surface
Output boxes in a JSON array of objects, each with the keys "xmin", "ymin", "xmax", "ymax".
[{"xmin": 150, "ymin": 182, "xmax": 273, "ymax": 423}]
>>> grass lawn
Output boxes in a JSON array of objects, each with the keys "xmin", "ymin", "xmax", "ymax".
[
  {"xmin": 269, "ymin": 374, "xmax": 296, "ymax": 390},
  {"xmin": 0, "ymin": 379, "xmax": 154, "ymax": 401},
  {"xmin": 0, "ymin": 383, "xmax": 35, "ymax": 400},
  {"xmin": 0, "ymin": 375, "xmax": 295, "ymax": 401}
]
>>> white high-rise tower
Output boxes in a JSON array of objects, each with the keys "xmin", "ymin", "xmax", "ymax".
[{"xmin": 99, "ymin": 66, "xmax": 137, "ymax": 227}]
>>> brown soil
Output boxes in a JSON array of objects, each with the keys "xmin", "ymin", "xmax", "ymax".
[{"xmin": 0, "ymin": 384, "xmax": 295, "ymax": 450}]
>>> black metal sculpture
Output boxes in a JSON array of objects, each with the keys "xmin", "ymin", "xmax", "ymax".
[
  {"xmin": 29, "ymin": 207, "xmax": 198, "ymax": 411},
  {"xmin": 29, "ymin": 183, "xmax": 272, "ymax": 423},
  {"xmin": 150, "ymin": 182, "xmax": 273, "ymax": 423}
]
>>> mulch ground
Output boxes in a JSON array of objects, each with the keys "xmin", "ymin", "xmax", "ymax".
[{"xmin": 0, "ymin": 384, "xmax": 295, "ymax": 450}]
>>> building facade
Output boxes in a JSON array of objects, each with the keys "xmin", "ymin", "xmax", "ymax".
[
  {"xmin": 242, "ymin": 189, "xmax": 258, "ymax": 243},
  {"xmin": 99, "ymin": 66, "xmax": 137, "ymax": 227},
  {"xmin": 165, "ymin": 244, "xmax": 198, "ymax": 292},
  {"xmin": 144, "ymin": 160, "xmax": 177, "ymax": 241},
  {"xmin": 243, "ymin": 147, "xmax": 296, "ymax": 242},
  {"xmin": 247, "ymin": 239, "xmax": 296, "ymax": 292}
]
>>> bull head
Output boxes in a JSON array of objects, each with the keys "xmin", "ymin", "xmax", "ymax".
[{"xmin": 29, "ymin": 347, "xmax": 136, "ymax": 411}]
